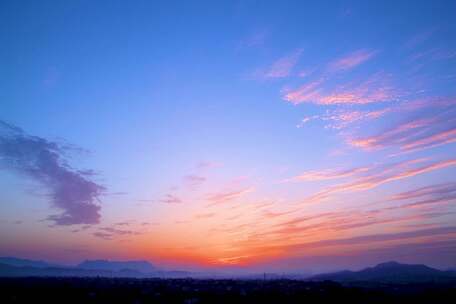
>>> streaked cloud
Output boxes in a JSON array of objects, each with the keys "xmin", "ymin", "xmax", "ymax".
[
  {"xmin": 322, "ymin": 108, "xmax": 391, "ymax": 129},
  {"xmin": 184, "ymin": 174, "xmax": 206, "ymax": 187},
  {"xmin": 206, "ymin": 187, "xmax": 254, "ymax": 206},
  {"xmin": 194, "ymin": 212, "xmax": 215, "ymax": 219},
  {"xmin": 388, "ymin": 182, "xmax": 456, "ymax": 209},
  {"xmin": 348, "ymin": 107, "xmax": 456, "ymax": 153},
  {"xmin": 263, "ymin": 49, "xmax": 303, "ymax": 78},
  {"xmin": 93, "ymin": 226, "xmax": 144, "ymax": 240},
  {"xmin": 328, "ymin": 49, "xmax": 378, "ymax": 72},
  {"xmin": 160, "ymin": 193, "xmax": 182, "ymax": 204},
  {"xmin": 391, "ymin": 182, "xmax": 456, "ymax": 201},
  {"xmin": 283, "ymin": 72, "xmax": 395, "ymax": 105},
  {"xmin": 286, "ymin": 166, "xmax": 369, "ymax": 182},
  {"xmin": 299, "ymin": 158, "xmax": 456, "ymax": 204},
  {"xmin": 290, "ymin": 226, "xmax": 456, "ymax": 250}
]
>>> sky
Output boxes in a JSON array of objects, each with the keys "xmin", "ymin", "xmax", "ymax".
[{"xmin": 1, "ymin": 0, "xmax": 456, "ymax": 273}]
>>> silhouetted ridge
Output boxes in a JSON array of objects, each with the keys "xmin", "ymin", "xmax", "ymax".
[
  {"xmin": 0, "ymin": 257, "xmax": 56, "ymax": 268},
  {"xmin": 311, "ymin": 261, "xmax": 456, "ymax": 283},
  {"xmin": 375, "ymin": 261, "xmax": 401, "ymax": 268},
  {"xmin": 77, "ymin": 259, "xmax": 156, "ymax": 273}
]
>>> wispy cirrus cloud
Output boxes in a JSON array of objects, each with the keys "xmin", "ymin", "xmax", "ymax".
[
  {"xmin": 269, "ymin": 209, "xmax": 450, "ymax": 238},
  {"xmin": 289, "ymin": 225, "xmax": 456, "ymax": 250},
  {"xmin": 285, "ymin": 166, "xmax": 369, "ymax": 182},
  {"xmin": 206, "ymin": 187, "xmax": 254, "ymax": 206},
  {"xmin": 298, "ymin": 158, "xmax": 456, "ymax": 204},
  {"xmin": 325, "ymin": 97, "xmax": 455, "ymax": 131},
  {"xmin": 283, "ymin": 72, "xmax": 395, "ymax": 105},
  {"xmin": 93, "ymin": 226, "xmax": 144, "ymax": 240},
  {"xmin": 194, "ymin": 212, "xmax": 215, "ymax": 219},
  {"xmin": 348, "ymin": 103, "xmax": 456, "ymax": 153},
  {"xmin": 391, "ymin": 182, "xmax": 456, "ymax": 201},
  {"xmin": 322, "ymin": 108, "xmax": 391, "ymax": 129},
  {"xmin": 225, "ymin": 207, "xmax": 456, "ymax": 266},
  {"xmin": 184, "ymin": 174, "xmax": 206, "ymax": 187},
  {"xmin": 262, "ymin": 209, "xmax": 298, "ymax": 219},
  {"xmin": 262, "ymin": 49, "xmax": 303, "ymax": 78},
  {"xmin": 0, "ymin": 121, "xmax": 104, "ymax": 225},
  {"xmin": 388, "ymin": 182, "xmax": 456, "ymax": 209},
  {"xmin": 160, "ymin": 193, "xmax": 182, "ymax": 204},
  {"xmin": 328, "ymin": 49, "xmax": 378, "ymax": 72}
]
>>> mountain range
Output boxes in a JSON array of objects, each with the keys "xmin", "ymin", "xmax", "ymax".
[
  {"xmin": 0, "ymin": 257, "xmax": 191, "ymax": 278},
  {"xmin": 77, "ymin": 259, "xmax": 157, "ymax": 273},
  {"xmin": 310, "ymin": 261, "xmax": 456, "ymax": 283},
  {"xmin": 0, "ymin": 257, "xmax": 455, "ymax": 283},
  {"xmin": 0, "ymin": 256, "xmax": 56, "ymax": 268}
]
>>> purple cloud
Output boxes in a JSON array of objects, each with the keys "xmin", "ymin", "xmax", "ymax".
[
  {"xmin": 0, "ymin": 121, "xmax": 104, "ymax": 225},
  {"xmin": 184, "ymin": 174, "xmax": 206, "ymax": 187},
  {"xmin": 160, "ymin": 193, "xmax": 182, "ymax": 204}
]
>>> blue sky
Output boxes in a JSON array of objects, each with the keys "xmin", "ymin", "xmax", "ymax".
[{"xmin": 1, "ymin": 0, "xmax": 456, "ymax": 272}]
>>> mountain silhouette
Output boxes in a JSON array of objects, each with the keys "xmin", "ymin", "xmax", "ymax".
[
  {"xmin": 311, "ymin": 261, "xmax": 456, "ymax": 283},
  {"xmin": 0, "ymin": 257, "xmax": 57, "ymax": 268},
  {"xmin": 77, "ymin": 259, "xmax": 156, "ymax": 273},
  {"xmin": 0, "ymin": 257, "xmax": 194, "ymax": 278},
  {"xmin": 1, "ymin": 257, "xmax": 455, "ymax": 282}
]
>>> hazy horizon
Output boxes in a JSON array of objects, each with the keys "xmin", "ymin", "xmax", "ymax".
[{"xmin": 1, "ymin": 0, "xmax": 456, "ymax": 274}]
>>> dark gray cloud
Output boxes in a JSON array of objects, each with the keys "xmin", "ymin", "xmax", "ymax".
[{"xmin": 0, "ymin": 120, "xmax": 104, "ymax": 225}]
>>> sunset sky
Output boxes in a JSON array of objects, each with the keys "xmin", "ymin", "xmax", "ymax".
[{"xmin": 1, "ymin": 0, "xmax": 456, "ymax": 273}]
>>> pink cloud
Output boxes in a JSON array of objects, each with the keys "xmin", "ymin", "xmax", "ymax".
[
  {"xmin": 184, "ymin": 174, "xmax": 206, "ymax": 187},
  {"xmin": 402, "ymin": 128, "xmax": 456, "ymax": 152},
  {"xmin": 263, "ymin": 49, "xmax": 303, "ymax": 78},
  {"xmin": 160, "ymin": 194, "xmax": 182, "ymax": 204},
  {"xmin": 206, "ymin": 187, "xmax": 254, "ymax": 206},
  {"xmin": 282, "ymin": 79, "xmax": 323, "ymax": 104},
  {"xmin": 194, "ymin": 212, "xmax": 215, "ymax": 219},
  {"xmin": 262, "ymin": 209, "xmax": 298, "ymax": 218},
  {"xmin": 299, "ymin": 158, "xmax": 456, "ymax": 205},
  {"xmin": 328, "ymin": 49, "xmax": 378, "ymax": 72},
  {"xmin": 286, "ymin": 166, "xmax": 369, "ymax": 182},
  {"xmin": 283, "ymin": 73, "xmax": 395, "ymax": 105},
  {"xmin": 391, "ymin": 182, "xmax": 456, "ymax": 201},
  {"xmin": 348, "ymin": 110, "xmax": 456, "ymax": 153},
  {"xmin": 323, "ymin": 108, "xmax": 391, "ymax": 129}
]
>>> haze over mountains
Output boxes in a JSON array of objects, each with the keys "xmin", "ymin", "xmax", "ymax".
[
  {"xmin": 0, "ymin": 257, "xmax": 192, "ymax": 278},
  {"xmin": 1, "ymin": 257, "xmax": 455, "ymax": 283},
  {"xmin": 77, "ymin": 260, "xmax": 157, "ymax": 273}
]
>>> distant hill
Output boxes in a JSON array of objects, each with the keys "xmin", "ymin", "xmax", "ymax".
[
  {"xmin": 0, "ymin": 258, "xmax": 194, "ymax": 278},
  {"xmin": 311, "ymin": 261, "xmax": 456, "ymax": 284},
  {"xmin": 77, "ymin": 259, "xmax": 156, "ymax": 273},
  {"xmin": 0, "ymin": 262, "xmax": 146, "ymax": 278},
  {"xmin": 1, "ymin": 257, "xmax": 455, "ymax": 282},
  {"xmin": 0, "ymin": 257, "xmax": 57, "ymax": 268}
]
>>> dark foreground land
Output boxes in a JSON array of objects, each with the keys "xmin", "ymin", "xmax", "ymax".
[{"xmin": 1, "ymin": 277, "xmax": 456, "ymax": 303}]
